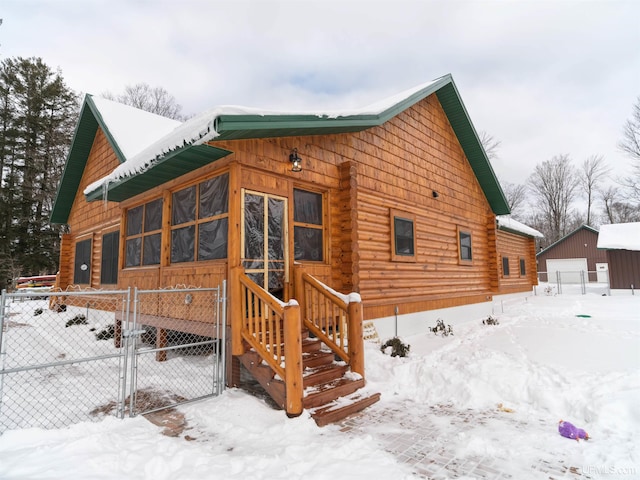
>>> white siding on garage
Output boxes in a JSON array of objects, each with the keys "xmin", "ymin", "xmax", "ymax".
[{"xmin": 546, "ymin": 258, "xmax": 588, "ymax": 284}]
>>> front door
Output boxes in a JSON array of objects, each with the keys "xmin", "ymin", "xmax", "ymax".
[{"xmin": 241, "ymin": 190, "xmax": 288, "ymax": 299}]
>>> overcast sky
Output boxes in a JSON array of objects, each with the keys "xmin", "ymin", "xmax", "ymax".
[{"xmin": 2, "ymin": 0, "xmax": 639, "ymax": 199}]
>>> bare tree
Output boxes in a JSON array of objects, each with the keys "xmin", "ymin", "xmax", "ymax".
[
  {"xmin": 501, "ymin": 181, "xmax": 528, "ymax": 220},
  {"xmin": 102, "ymin": 83, "xmax": 185, "ymax": 120},
  {"xmin": 527, "ymin": 154, "xmax": 580, "ymax": 243},
  {"xmin": 580, "ymin": 155, "xmax": 610, "ymax": 226},
  {"xmin": 479, "ymin": 131, "xmax": 501, "ymax": 160},
  {"xmin": 600, "ymin": 186, "xmax": 640, "ymax": 223},
  {"xmin": 618, "ymin": 97, "xmax": 640, "ymax": 201}
]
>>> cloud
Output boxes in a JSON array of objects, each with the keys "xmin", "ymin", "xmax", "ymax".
[{"xmin": 2, "ymin": 0, "xmax": 638, "ymax": 188}]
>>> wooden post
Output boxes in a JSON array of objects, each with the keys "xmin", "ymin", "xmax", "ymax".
[
  {"xmin": 347, "ymin": 301, "xmax": 365, "ymax": 378},
  {"xmin": 283, "ymin": 303, "xmax": 303, "ymax": 417},
  {"xmin": 230, "ymin": 266, "xmax": 244, "ymax": 356},
  {"xmin": 293, "ymin": 264, "xmax": 305, "ymax": 320},
  {"xmin": 156, "ymin": 328, "xmax": 167, "ymax": 362}
]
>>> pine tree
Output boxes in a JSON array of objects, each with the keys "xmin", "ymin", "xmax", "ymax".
[{"xmin": 0, "ymin": 57, "xmax": 78, "ymax": 289}]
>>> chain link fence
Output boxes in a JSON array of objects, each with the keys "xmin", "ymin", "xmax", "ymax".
[
  {"xmin": 536, "ymin": 271, "xmax": 610, "ymax": 296},
  {"xmin": 0, "ymin": 284, "xmax": 226, "ymax": 434},
  {"xmin": 128, "ymin": 286, "xmax": 226, "ymax": 416}
]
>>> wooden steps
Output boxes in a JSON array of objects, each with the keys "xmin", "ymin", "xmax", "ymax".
[
  {"xmin": 309, "ymin": 391, "xmax": 382, "ymax": 427},
  {"xmin": 238, "ymin": 330, "xmax": 380, "ymax": 427}
]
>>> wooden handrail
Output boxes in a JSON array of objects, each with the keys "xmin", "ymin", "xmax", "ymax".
[
  {"xmin": 230, "ymin": 266, "xmax": 303, "ymax": 416},
  {"xmin": 293, "ymin": 265, "xmax": 365, "ymax": 377}
]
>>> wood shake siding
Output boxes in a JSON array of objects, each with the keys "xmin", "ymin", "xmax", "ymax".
[
  {"xmin": 209, "ymin": 94, "xmax": 495, "ymax": 319},
  {"xmin": 57, "ymin": 90, "xmax": 526, "ymax": 321},
  {"xmin": 61, "ymin": 129, "xmax": 121, "ymax": 289}
]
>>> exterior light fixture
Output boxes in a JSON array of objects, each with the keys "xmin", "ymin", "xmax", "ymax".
[{"xmin": 289, "ymin": 148, "xmax": 302, "ymax": 172}]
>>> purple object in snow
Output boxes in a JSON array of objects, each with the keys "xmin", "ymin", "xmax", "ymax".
[{"xmin": 558, "ymin": 420, "xmax": 589, "ymax": 441}]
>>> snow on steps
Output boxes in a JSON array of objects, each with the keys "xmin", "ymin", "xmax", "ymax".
[
  {"xmin": 239, "ymin": 335, "xmax": 380, "ymax": 427},
  {"xmin": 309, "ymin": 391, "xmax": 382, "ymax": 427}
]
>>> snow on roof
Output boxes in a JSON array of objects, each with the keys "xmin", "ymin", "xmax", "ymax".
[
  {"xmin": 83, "ymin": 78, "xmax": 442, "ymax": 196},
  {"xmin": 496, "ymin": 215, "xmax": 543, "ymax": 238},
  {"xmin": 597, "ymin": 223, "xmax": 640, "ymax": 251},
  {"xmin": 90, "ymin": 96, "xmax": 182, "ymax": 159}
]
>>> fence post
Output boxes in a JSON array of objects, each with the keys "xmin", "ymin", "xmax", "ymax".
[
  {"xmin": 347, "ymin": 300, "xmax": 365, "ymax": 378},
  {"xmin": 0, "ymin": 289, "xmax": 6, "ymax": 360},
  {"xmin": 283, "ymin": 303, "xmax": 303, "ymax": 417},
  {"xmin": 230, "ymin": 267, "xmax": 244, "ymax": 356},
  {"xmin": 580, "ymin": 270, "xmax": 586, "ymax": 295},
  {"xmin": 556, "ymin": 271, "xmax": 562, "ymax": 295},
  {"xmin": 219, "ymin": 280, "xmax": 227, "ymax": 395}
]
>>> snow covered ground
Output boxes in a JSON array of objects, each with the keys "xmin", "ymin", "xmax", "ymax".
[{"xmin": 0, "ymin": 289, "xmax": 638, "ymax": 479}]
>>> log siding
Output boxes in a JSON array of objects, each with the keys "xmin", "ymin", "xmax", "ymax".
[{"xmin": 56, "ymin": 91, "xmax": 537, "ymax": 322}]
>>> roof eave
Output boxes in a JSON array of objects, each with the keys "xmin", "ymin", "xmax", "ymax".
[
  {"xmin": 536, "ymin": 225, "xmax": 599, "ymax": 257},
  {"xmin": 84, "ymin": 144, "xmax": 232, "ymax": 202},
  {"xmin": 50, "ymin": 95, "xmax": 128, "ymax": 224},
  {"xmin": 435, "ymin": 81, "xmax": 510, "ymax": 215}
]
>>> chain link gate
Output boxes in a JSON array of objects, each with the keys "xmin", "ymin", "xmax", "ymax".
[
  {"xmin": 125, "ymin": 284, "xmax": 226, "ymax": 416},
  {"xmin": 0, "ymin": 283, "xmax": 226, "ymax": 434}
]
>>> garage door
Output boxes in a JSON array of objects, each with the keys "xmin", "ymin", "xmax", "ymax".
[{"xmin": 546, "ymin": 258, "xmax": 588, "ymax": 284}]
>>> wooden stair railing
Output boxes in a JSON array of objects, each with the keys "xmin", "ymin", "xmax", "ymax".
[
  {"xmin": 231, "ymin": 265, "xmax": 378, "ymax": 425},
  {"xmin": 230, "ymin": 267, "xmax": 303, "ymax": 417},
  {"xmin": 293, "ymin": 265, "xmax": 364, "ymax": 378}
]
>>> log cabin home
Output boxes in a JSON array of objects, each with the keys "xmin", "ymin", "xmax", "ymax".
[{"xmin": 50, "ymin": 74, "xmax": 539, "ymax": 424}]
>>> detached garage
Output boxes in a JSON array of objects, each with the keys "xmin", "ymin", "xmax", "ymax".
[
  {"xmin": 545, "ymin": 258, "xmax": 588, "ymax": 284},
  {"xmin": 536, "ymin": 225, "xmax": 607, "ymax": 284}
]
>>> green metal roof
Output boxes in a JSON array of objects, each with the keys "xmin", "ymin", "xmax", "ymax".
[
  {"xmin": 50, "ymin": 97, "xmax": 123, "ymax": 224},
  {"xmin": 52, "ymin": 74, "xmax": 510, "ymax": 224},
  {"xmin": 213, "ymin": 74, "xmax": 509, "ymax": 214},
  {"xmin": 84, "ymin": 143, "xmax": 231, "ymax": 202}
]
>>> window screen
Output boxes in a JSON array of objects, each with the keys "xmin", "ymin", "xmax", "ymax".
[
  {"xmin": 293, "ymin": 189, "xmax": 324, "ymax": 261},
  {"xmin": 171, "ymin": 173, "xmax": 229, "ymax": 263},
  {"xmin": 125, "ymin": 199, "xmax": 163, "ymax": 267},
  {"xmin": 101, "ymin": 231, "xmax": 119, "ymax": 284}
]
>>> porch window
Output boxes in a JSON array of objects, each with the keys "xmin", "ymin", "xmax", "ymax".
[
  {"xmin": 520, "ymin": 258, "xmax": 526, "ymax": 276},
  {"xmin": 293, "ymin": 189, "xmax": 324, "ymax": 261},
  {"xmin": 502, "ymin": 256, "xmax": 510, "ymax": 277},
  {"xmin": 171, "ymin": 172, "xmax": 229, "ymax": 263},
  {"xmin": 125, "ymin": 198, "xmax": 163, "ymax": 267},
  {"xmin": 390, "ymin": 209, "xmax": 416, "ymax": 262},
  {"xmin": 74, "ymin": 238, "xmax": 91, "ymax": 284},
  {"xmin": 100, "ymin": 231, "xmax": 119, "ymax": 284},
  {"xmin": 458, "ymin": 227, "xmax": 473, "ymax": 264}
]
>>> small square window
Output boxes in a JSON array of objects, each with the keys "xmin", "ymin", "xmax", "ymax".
[
  {"xmin": 520, "ymin": 258, "xmax": 526, "ymax": 276},
  {"xmin": 390, "ymin": 209, "xmax": 416, "ymax": 262}
]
